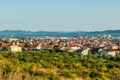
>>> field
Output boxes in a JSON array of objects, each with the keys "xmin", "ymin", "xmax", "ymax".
[{"xmin": 0, "ymin": 50, "xmax": 120, "ymax": 80}]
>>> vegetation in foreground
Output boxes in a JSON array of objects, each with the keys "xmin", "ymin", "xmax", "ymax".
[{"xmin": 0, "ymin": 50, "xmax": 120, "ymax": 80}]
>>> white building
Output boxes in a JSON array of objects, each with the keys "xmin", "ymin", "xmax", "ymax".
[
  {"xmin": 100, "ymin": 49, "xmax": 116, "ymax": 56},
  {"xmin": 10, "ymin": 45, "xmax": 22, "ymax": 52}
]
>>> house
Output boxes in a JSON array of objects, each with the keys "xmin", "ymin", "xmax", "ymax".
[
  {"xmin": 36, "ymin": 44, "xmax": 42, "ymax": 50},
  {"xmin": 96, "ymin": 44, "xmax": 105, "ymax": 48},
  {"xmin": 60, "ymin": 46, "xmax": 66, "ymax": 50},
  {"xmin": 81, "ymin": 50, "xmax": 89, "ymax": 56},
  {"xmin": 0, "ymin": 43, "xmax": 7, "ymax": 48},
  {"xmin": 99, "ymin": 49, "xmax": 116, "ymax": 56},
  {"xmin": 76, "ymin": 49, "xmax": 88, "ymax": 56},
  {"xmin": 108, "ymin": 44, "xmax": 118, "ymax": 49},
  {"xmin": 29, "ymin": 44, "xmax": 42, "ymax": 51},
  {"xmin": 119, "ymin": 45, "xmax": 120, "ymax": 49},
  {"xmin": 91, "ymin": 47, "xmax": 100, "ymax": 54},
  {"xmin": 65, "ymin": 48, "xmax": 74, "ymax": 52},
  {"xmin": 8, "ymin": 38, "xmax": 18, "ymax": 42},
  {"xmin": 82, "ymin": 44, "xmax": 91, "ymax": 50},
  {"xmin": 70, "ymin": 45, "xmax": 80, "ymax": 51},
  {"xmin": 115, "ymin": 49, "xmax": 120, "ymax": 54},
  {"xmin": 10, "ymin": 45, "xmax": 22, "ymax": 52}
]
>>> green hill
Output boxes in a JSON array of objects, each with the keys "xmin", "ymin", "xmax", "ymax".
[{"xmin": 0, "ymin": 50, "xmax": 120, "ymax": 80}]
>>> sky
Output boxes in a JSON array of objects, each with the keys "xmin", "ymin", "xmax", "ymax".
[{"xmin": 0, "ymin": 0, "xmax": 120, "ymax": 31}]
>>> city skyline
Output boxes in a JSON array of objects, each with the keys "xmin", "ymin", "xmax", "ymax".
[{"xmin": 0, "ymin": 0, "xmax": 120, "ymax": 31}]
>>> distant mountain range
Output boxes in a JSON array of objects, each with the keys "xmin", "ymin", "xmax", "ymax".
[{"xmin": 0, "ymin": 30, "xmax": 120, "ymax": 37}]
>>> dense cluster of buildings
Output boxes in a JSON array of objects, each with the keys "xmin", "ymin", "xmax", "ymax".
[{"xmin": 0, "ymin": 36, "xmax": 120, "ymax": 56}]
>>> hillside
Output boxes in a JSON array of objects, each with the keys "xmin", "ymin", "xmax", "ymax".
[
  {"xmin": 0, "ymin": 51, "xmax": 120, "ymax": 80},
  {"xmin": 0, "ymin": 30, "xmax": 120, "ymax": 37}
]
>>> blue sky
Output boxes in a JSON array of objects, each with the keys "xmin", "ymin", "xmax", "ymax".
[{"xmin": 0, "ymin": 0, "xmax": 120, "ymax": 31}]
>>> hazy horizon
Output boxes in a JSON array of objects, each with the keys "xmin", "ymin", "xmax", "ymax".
[
  {"xmin": 0, "ymin": 29, "xmax": 120, "ymax": 32},
  {"xmin": 0, "ymin": 0, "xmax": 120, "ymax": 31}
]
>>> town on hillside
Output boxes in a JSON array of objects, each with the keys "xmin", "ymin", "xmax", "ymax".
[{"xmin": 0, "ymin": 36, "xmax": 120, "ymax": 56}]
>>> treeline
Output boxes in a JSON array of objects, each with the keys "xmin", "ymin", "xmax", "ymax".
[{"xmin": 0, "ymin": 50, "xmax": 120, "ymax": 80}]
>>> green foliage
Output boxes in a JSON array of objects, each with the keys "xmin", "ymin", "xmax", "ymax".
[
  {"xmin": 0, "ymin": 47, "xmax": 2, "ymax": 52},
  {"xmin": 0, "ymin": 51, "xmax": 120, "ymax": 80},
  {"xmin": 2, "ymin": 46, "xmax": 10, "ymax": 51}
]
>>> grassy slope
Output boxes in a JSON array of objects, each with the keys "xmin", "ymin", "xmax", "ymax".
[{"xmin": 0, "ymin": 50, "xmax": 120, "ymax": 80}]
